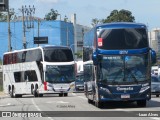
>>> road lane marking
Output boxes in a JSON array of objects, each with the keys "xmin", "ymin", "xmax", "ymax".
[
  {"xmin": 71, "ymin": 93, "xmax": 77, "ymax": 96},
  {"xmin": 31, "ymin": 98, "xmax": 41, "ymax": 111},
  {"xmin": 57, "ymin": 101, "xmax": 69, "ymax": 104},
  {"xmin": 31, "ymin": 98, "xmax": 55, "ymax": 120},
  {"xmin": 150, "ymin": 117, "xmax": 160, "ymax": 120},
  {"xmin": 0, "ymin": 103, "xmax": 15, "ymax": 107},
  {"xmin": 46, "ymin": 101, "xmax": 69, "ymax": 104},
  {"xmin": 77, "ymin": 96, "xmax": 87, "ymax": 100}
]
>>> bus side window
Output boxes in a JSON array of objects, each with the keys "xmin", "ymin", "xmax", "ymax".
[
  {"xmin": 14, "ymin": 72, "xmax": 21, "ymax": 82},
  {"xmin": 25, "ymin": 70, "xmax": 38, "ymax": 82}
]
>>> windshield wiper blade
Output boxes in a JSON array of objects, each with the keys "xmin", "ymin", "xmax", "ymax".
[
  {"xmin": 126, "ymin": 68, "xmax": 139, "ymax": 84},
  {"xmin": 112, "ymin": 68, "xmax": 124, "ymax": 85}
]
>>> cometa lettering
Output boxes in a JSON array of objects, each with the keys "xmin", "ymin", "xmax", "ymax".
[{"xmin": 117, "ymin": 87, "xmax": 133, "ymax": 91}]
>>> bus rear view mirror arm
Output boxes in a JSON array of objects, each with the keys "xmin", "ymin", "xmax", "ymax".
[{"xmin": 151, "ymin": 49, "xmax": 156, "ymax": 65}]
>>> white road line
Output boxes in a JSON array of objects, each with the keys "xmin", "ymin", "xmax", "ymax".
[
  {"xmin": 0, "ymin": 103, "xmax": 14, "ymax": 107},
  {"xmin": 77, "ymin": 96, "xmax": 87, "ymax": 100},
  {"xmin": 71, "ymin": 93, "xmax": 77, "ymax": 96},
  {"xmin": 150, "ymin": 117, "xmax": 160, "ymax": 120},
  {"xmin": 31, "ymin": 98, "xmax": 41, "ymax": 111},
  {"xmin": 31, "ymin": 98, "xmax": 54, "ymax": 120}
]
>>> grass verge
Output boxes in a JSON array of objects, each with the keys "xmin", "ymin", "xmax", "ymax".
[{"xmin": 0, "ymin": 85, "xmax": 3, "ymax": 91}]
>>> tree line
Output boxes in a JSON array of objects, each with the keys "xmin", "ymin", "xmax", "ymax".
[{"xmin": 0, "ymin": 8, "xmax": 135, "ymax": 26}]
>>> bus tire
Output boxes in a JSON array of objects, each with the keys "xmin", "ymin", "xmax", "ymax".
[
  {"xmin": 34, "ymin": 84, "xmax": 39, "ymax": 97},
  {"xmin": 95, "ymin": 101, "xmax": 103, "ymax": 108},
  {"xmin": 64, "ymin": 93, "xmax": 68, "ymax": 97},
  {"xmin": 39, "ymin": 94, "xmax": 43, "ymax": 97},
  {"xmin": 34, "ymin": 90, "xmax": 38, "ymax": 97},
  {"xmin": 88, "ymin": 98, "xmax": 92, "ymax": 104},
  {"xmin": 8, "ymin": 86, "xmax": 13, "ymax": 98},
  {"xmin": 10, "ymin": 89, "xmax": 14, "ymax": 98},
  {"xmin": 59, "ymin": 93, "xmax": 63, "ymax": 97},
  {"xmin": 137, "ymin": 100, "xmax": 146, "ymax": 107},
  {"xmin": 31, "ymin": 85, "xmax": 34, "ymax": 95},
  {"xmin": 11, "ymin": 86, "xmax": 20, "ymax": 98},
  {"xmin": 156, "ymin": 95, "xmax": 159, "ymax": 97}
]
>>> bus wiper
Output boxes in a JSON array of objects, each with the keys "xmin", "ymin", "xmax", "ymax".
[
  {"xmin": 127, "ymin": 68, "xmax": 139, "ymax": 84},
  {"xmin": 130, "ymin": 73, "xmax": 139, "ymax": 84},
  {"xmin": 112, "ymin": 68, "xmax": 124, "ymax": 85}
]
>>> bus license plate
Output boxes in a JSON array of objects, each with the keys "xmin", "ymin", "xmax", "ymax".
[{"xmin": 121, "ymin": 94, "xmax": 130, "ymax": 98}]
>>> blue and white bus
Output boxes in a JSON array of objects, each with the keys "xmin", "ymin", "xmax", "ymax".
[
  {"xmin": 83, "ymin": 22, "xmax": 156, "ymax": 108},
  {"xmin": 3, "ymin": 46, "xmax": 76, "ymax": 97}
]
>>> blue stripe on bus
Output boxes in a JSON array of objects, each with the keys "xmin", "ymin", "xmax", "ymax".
[
  {"xmin": 97, "ymin": 48, "xmax": 149, "ymax": 55},
  {"xmin": 96, "ymin": 22, "xmax": 146, "ymax": 29}
]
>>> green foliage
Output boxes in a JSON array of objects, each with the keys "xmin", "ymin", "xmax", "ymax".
[
  {"xmin": 44, "ymin": 9, "xmax": 59, "ymax": 21},
  {"xmin": 91, "ymin": 9, "xmax": 135, "ymax": 25},
  {"xmin": 91, "ymin": 18, "xmax": 101, "ymax": 27},
  {"xmin": 0, "ymin": 85, "xmax": 2, "ymax": 91},
  {"xmin": 103, "ymin": 9, "xmax": 135, "ymax": 23},
  {"xmin": 75, "ymin": 52, "xmax": 83, "ymax": 58},
  {"xmin": 0, "ymin": 12, "xmax": 7, "ymax": 22},
  {"xmin": 0, "ymin": 57, "xmax": 2, "ymax": 65}
]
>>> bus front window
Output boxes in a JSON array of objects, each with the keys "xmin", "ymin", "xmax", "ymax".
[
  {"xmin": 125, "ymin": 55, "xmax": 148, "ymax": 82},
  {"xmin": 45, "ymin": 65, "xmax": 75, "ymax": 83},
  {"xmin": 98, "ymin": 56, "xmax": 124, "ymax": 83},
  {"xmin": 98, "ymin": 54, "xmax": 149, "ymax": 84}
]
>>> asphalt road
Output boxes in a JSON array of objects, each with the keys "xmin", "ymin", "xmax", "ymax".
[{"xmin": 0, "ymin": 93, "xmax": 160, "ymax": 120}]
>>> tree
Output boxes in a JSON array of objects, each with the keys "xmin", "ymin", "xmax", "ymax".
[
  {"xmin": 0, "ymin": 12, "xmax": 7, "ymax": 22},
  {"xmin": 91, "ymin": 18, "xmax": 101, "ymax": 27},
  {"xmin": 44, "ymin": 9, "xmax": 59, "ymax": 21},
  {"xmin": 103, "ymin": 9, "xmax": 135, "ymax": 23},
  {"xmin": 0, "ymin": 10, "xmax": 15, "ymax": 22}
]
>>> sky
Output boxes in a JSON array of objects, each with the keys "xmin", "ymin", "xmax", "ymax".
[{"xmin": 9, "ymin": 0, "xmax": 160, "ymax": 30}]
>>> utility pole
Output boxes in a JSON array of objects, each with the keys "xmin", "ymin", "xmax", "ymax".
[
  {"xmin": 38, "ymin": 19, "xmax": 40, "ymax": 47},
  {"xmin": 21, "ymin": 5, "xmax": 26, "ymax": 49},
  {"xmin": 19, "ymin": 5, "xmax": 35, "ymax": 49},
  {"xmin": 7, "ymin": 6, "xmax": 11, "ymax": 51}
]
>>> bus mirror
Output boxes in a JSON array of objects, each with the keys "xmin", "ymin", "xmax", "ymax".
[
  {"xmin": 92, "ymin": 52, "xmax": 98, "ymax": 65},
  {"xmin": 92, "ymin": 52, "xmax": 101, "ymax": 65},
  {"xmin": 151, "ymin": 49, "xmax": 156, "ymax": 64}
]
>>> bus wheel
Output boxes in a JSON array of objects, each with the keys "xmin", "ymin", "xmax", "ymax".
[
  {"xmin": 156, "ymin": 95, "xmax": 159, "ymax": 97},
  {"xmin": 59, "ymin": 93, "xmax": 63, "ymax": 97},
  {"xmin": 137, "ymin": 100, "xmax": 146, "ymax": 107},
  {"xmin": 95, "ymin": 101, "xmax": 103, "ymax": 108},
  {"xmin": 8, "ymin": 86, "xmax": 13, "ymax": 98},
  {"xmin": 88, "ymin": 99, "xmax": 92, "ymax": 104},
  {"xmin": 34, "ymin": 85, "xmax": 38, "ymax": 97},
  {"xmin": 64, "ymin": 93, "xmax": 68, "ymax": 97},
  {"xmin": 39, "ymin": 94, "xmax": 43, "ymax": 97},
  {"xmin": 34, "ymin": 90, "xmax": 38, "ymax": 97},
  {"xmin": 9, "ymin": 89, "xmax": 14, "ymax": 98},
  {"xmin": 31, "ymin": 85, "xmax": 34, "ymax": 95}
]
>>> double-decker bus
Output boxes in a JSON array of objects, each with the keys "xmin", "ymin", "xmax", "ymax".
[
  {"xmin": 3, "ymin": 46, "xmax": 76, "ymax": 97},
  {"xmin": 83, "ymin": 22, "xmax": 156, "ymax": 108}
]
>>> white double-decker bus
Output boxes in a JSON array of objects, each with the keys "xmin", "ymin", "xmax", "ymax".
[{"xmin": 3, "ymin": 46, "xmax": 76, "ymax": 97}]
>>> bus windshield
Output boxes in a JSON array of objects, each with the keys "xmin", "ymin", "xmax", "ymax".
[
  {"xmin": 97, "ymin": 28, "xmax": 148, "ymax": 50},
  {"xmin": 44, "ymin": 48, "xmax": 73, "ymax": 62},
  {"xmin": 45, "ymin": 65, "xmax": 75, "ymax": 83},
  {"xmin": 98, "ymin": 54, "xmax": 149, "ymax": 84}
]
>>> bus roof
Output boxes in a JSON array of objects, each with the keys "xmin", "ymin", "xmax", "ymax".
[
  {"xmin": 3, "ymin": 45, "xmax": 71, "ymax": 55},
  {"xmin": 96, "ymin": 22, "xmax": 147, "ymax": 29}
]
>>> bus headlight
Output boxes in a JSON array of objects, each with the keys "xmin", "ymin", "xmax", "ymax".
[
  {"xmin": 100, "ymin": 87, "xmax": 111, "ymax": 94},
  {"xmin": 139, "ymin": 86, "xmax": 150, "ymax": 93}
]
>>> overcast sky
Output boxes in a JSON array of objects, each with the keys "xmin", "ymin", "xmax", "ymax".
[{"xmin": 10, "ymin": 0, "xmax": 160, "ymax": 30}]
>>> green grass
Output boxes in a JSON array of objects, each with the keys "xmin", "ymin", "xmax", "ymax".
[{"xmin": 0, "ymin": 85, "xmax": 3, "ymax": 91}]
